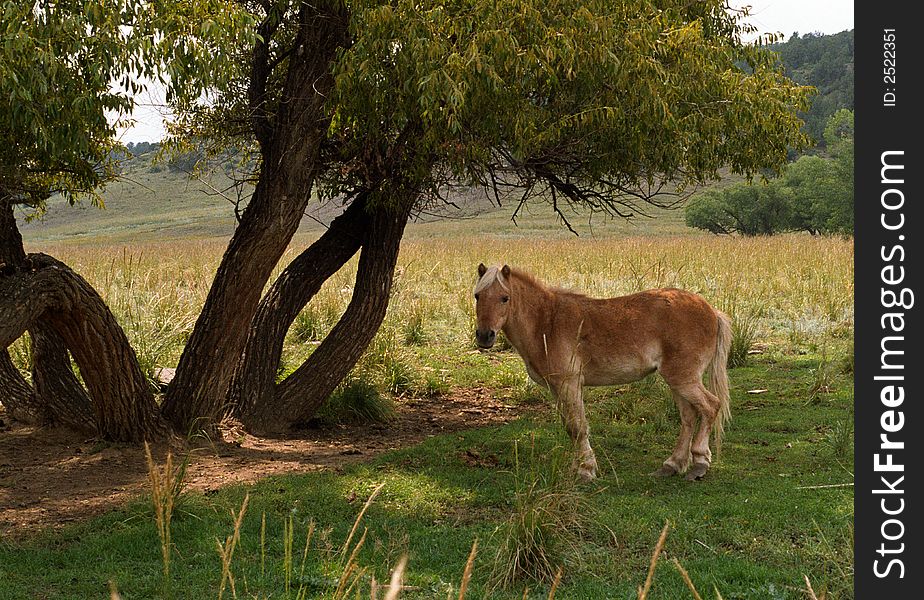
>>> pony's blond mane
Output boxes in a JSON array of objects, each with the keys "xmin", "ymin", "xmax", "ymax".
[
  {"xmin": 476, "ymin": 265, "xmax": 588, "ymax": 299},
  {"xmin": 474, "ymin": 265, "xmax": 510, "ymax": 294},
  {"xmin": 512, "ymin": 267, "xmax": 587, "ymax": 298}
]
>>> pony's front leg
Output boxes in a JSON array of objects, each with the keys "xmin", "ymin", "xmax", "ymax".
[{"xmin": 554, "ymin": 375, "xmax": 597, "ymax": 482}]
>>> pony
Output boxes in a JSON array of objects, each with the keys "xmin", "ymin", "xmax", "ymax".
[{"xmin": 473, "ymin": 263, "xmax": 731, "ymax": 481}]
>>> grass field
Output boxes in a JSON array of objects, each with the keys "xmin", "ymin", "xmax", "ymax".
[{"xmin": 3, "ymin": 165, "xmax": 854, "ymax": 599}]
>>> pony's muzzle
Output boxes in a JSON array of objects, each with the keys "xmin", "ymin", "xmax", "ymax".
[{"xmin": 475, "ymin": 329, "xmax": 497, "ymax": 348}]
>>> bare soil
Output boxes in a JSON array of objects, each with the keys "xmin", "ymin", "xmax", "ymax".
[{"xmin": 0, "ymin": 390, "xmax": 532, "ymax": 538}]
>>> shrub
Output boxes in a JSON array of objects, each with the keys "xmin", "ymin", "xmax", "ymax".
[
  {"xmin": 728, "ymin": 312, "xmax": 758, "ymax": 368},
  {"xmin": 316, "ymin": 377, "xmax": 395, "ymax": 424}
]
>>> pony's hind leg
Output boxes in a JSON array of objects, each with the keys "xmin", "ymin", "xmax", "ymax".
[
  {"xmin": 554, "ymin": 375, "xmax": 597, "ymax": 482},
  {"xmin": 673, "ymin": 381, "xmax": 720, "ymax": 481},
  {"xmin": 653, "ymin": 391, "xmax": 697, "ymax": 477}
]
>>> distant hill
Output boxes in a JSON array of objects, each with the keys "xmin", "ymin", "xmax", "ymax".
[
  {"xmin": 18, "ymin": 151, "xmax": 256, "ymax": 245},
  {"xmin": 773, "ymin": 30, "xmax": 854, "ymax": 145},
  {"xmin": 18, "ymin": 147, "xmax": 697, "ymax": 245}
]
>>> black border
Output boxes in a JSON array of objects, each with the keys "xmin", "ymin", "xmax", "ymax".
[{"xmin": 855, "ymin": 1, "xmax": 921, "ymax": 595}]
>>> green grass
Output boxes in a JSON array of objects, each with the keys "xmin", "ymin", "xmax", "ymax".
[{"xmin": 0, "ymin": 348, "xmax": 853, "ymax": 599}]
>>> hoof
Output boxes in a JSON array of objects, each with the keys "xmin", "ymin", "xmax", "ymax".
[
  {"xmin": 575, "ymin": 453, "xmax": 598, "ymax": 483},
  {"xmin": 651, "ymin": 464, "xmax": 679, "ymax": 478},
  {"xmin": 576, "ymin": 465, "xmax": 597, "ymax": 483},
  {"xmin": 684, "ymin": 463, "xmax": 709, "ymax": 481}
]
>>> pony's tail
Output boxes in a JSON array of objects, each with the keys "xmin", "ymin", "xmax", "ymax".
[{"xmin": 707, "ymin": 310, "xmax": 733, "ymax": 458}]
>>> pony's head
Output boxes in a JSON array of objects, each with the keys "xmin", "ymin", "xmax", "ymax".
[{"xmin": 474, "ymin": 263, "xmax": 511, "ymax": 348}]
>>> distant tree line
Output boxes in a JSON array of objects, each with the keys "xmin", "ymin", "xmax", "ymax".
[
  {"xmin": 774, "ymin": 30, "xmax": 853, "ymax": 146},
  {"xmin": 124, "ymin": 141, "xmax": 160, "ymax": 156},
  {"xmin": 685, "ymin": 109, "xmax": 853, "ymax": 236}
]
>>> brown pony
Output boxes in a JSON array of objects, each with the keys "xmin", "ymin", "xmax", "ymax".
[{"xmin": 474, "ymin": 264, "xmax": 732, "ymax": 481}]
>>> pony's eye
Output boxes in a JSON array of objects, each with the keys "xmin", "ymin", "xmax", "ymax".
[
  {"xmin": 474, "ymin": 293, "xmax": 479, "ymax": 301},
  {"xmin": 501, "ymin": 296, "xmax": 509, "ymax": 303}
]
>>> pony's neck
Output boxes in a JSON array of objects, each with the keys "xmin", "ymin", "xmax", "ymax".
[{"xmin": 503, "ymin": 270, "xmax": 554, "ymax": 351}]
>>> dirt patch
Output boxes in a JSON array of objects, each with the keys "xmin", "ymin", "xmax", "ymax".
[{"xmin": 0, "ymin": 390, "xmax": 535, "ymax": 537}]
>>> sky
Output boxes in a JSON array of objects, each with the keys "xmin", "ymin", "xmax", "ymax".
[
  {"xmin": 732, "ymin": 0, "xmax": 854, "ymax": 40},
  {"xmin": 117, "ymin": 1, "xmax": 855, "ymax": 144}
]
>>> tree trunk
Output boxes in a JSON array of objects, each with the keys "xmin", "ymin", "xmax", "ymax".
[
  {"xmin": 0, "ymin": 349, "xmax": 38, "ymax": 423},
  {"xmin": 0, "ymin": 254, "xmax": 165, "ymax": 441},
  {"xmin": 228, "ymin": 196, "xmax": 370, "ymax": 419},
  {"xmin": 0, "ymin": 197, "xmax": 37, "ymax": 421},
  {"xmin": 30, "ymin": 327, "xmax": 96, "ymax": 434},
  {"xmin": 161, "ymin": 4, "xmax": 350, "ymax": 434},
  {"xmin": 1, "ymin": 197, "xmax": 95, "ymax": 432},
  {"xmin": 241, "ymin": 194, "xmax": 415, "ymax": 435}
]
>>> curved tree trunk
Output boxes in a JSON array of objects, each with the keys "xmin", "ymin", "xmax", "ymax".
[
  {"xmin": 0, "ymin": 197, "xmax": 38, "ymax": 422},
  {"xmin": 0, "ymin": 254, "xmax": 165, "ymax": 441},
  {"xmin": 241, "ymin": 194, "xmax": 415, "ymax": 435},
  {"xmin": 0, "ymin": 349, "xmax": 38, "ymax": 423},
  {"xmin": 30, "ymin": 327, "xmax": 96, "ymax": 433},
  {"xmin": 227, "ymin": 196, "xmax": 370, "ymax": 418},
  {"xmin": 1, "ymin": 197, "xmax": 95, "ymax": 432},
  {"xmin": 161, "ymin": 4, "xmax": 350, "ymax": 434}
]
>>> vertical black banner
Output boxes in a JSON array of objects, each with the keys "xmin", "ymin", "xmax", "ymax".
[{"xmin": 855, "ymin": 0, "xmax": 921, "ymax": 597}]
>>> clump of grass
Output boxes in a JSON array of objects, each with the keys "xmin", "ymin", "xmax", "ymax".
[
  {"xmin": 728, "ymin": 311, "xmax": 758, "ymax": 368},
  {"xmin": 316, "ymin": 377, "xmax": 395, "ymax": 424},
  {"xmin": 826, "ymin": 410, "xmax": 853, "ymax": 460},
  {"xmin": 144, "ymin": 443, "xmax": 190, "ymax": 590},
  {"xmin": 494, "ymin": 331, "xmax": 515, "ymax": 351},
  {"xmin": 7, "ymin": 336, "xmax": 33, "ymax": 375},
  {"xmin": 381, "ymin": 355, "xmax": 416, "ymax": 395},
  {"xmin": 402, "ymin": 310, "xmax": 428, "ymax": 346},
  {"xmin": 808, "ymin": 349, "xmax": 837, "ymax": 403},
  {"xmin": 838, "ymin": 352, "xmax": 854, "ymax": 375},
  {"xmin": 421, "ymin": 372, "xmax": 450, "ymax": 397},
  {"xmin": 488, "ymin": 439, "xmax": 591, "ymax": 590},
  {"xmin": 292, "ymin": 301, "xmax": 342, "ymax": 343},
  {"xmin": 125, "ymin": 305, "xmax": 194, "ymax": 392},
  {"xmin": 362, "ymin": 329, "xmax": 417, "ymax": 395}
]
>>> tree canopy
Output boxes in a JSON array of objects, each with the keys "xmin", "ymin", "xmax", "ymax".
[
  {"xmin": 685, "ymin": 109, "xmax": 853, "ymax": 236},
  {"xmin": 0, "ymin": 0, "xmax": 253, "ymax": 209}
]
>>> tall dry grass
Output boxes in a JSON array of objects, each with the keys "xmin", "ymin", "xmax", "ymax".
[{"xmin": 12, "ymin": 234, "xmax": 852, "ymax": 391}]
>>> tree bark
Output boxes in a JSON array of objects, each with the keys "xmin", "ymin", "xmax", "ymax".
[
  {"xmin": 0, "ymin": 254, "xmax": 165, "ymax": 441},
  {"xmin": 0, "ymin": 197, "xmax": 39, "ymax": 422},
  {"xmin": 1, "ymin": 196, "xmax": 96, "ymax": 431},
  {"xmin": 241, "ymin": 194, "xmax": 415, "ymax": 435},
  {"xmin": 30, "ymin": 327, "xmax": 96, "ymax": 433},
  {"xmin": 0, "ymin": 349, "xmax": 38, "ymax": 423},
  {"xmin": 161, "ymin": 3, "xmax": 350, "ymax": 434},
  {"xmin": 228, "ymin": 196, "xmax": 370, "ymax": 419}
]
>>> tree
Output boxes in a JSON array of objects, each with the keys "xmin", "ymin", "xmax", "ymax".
[
  {"xmin": 820, "ymin": 108, "xmax": 854, "ymax": 233},
  {"xmin": 0, "ymin": 0, "xmax": 252, "ymax": 439},
  {"xmin": 1, "ymin": 0, "xmax": 157, "ymax": 435},
  {"xmin": 685, "ymin": 110, "xmax": 853, "ymax": 237},
  {"xmin": 217, "ymin": 0, "xmax": 813, "ymax": 434},
  {"xmin": 684, "ymin": 183, "xmax": 795, "ymax": 236},
  {"xmin": 2, "ymin": 0, "xmax": 811, "ymax": 440}
]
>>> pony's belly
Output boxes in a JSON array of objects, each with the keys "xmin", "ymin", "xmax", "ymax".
[{"xmin": 583, "ymin": 361, "xmax": 656, "ymax": 387}]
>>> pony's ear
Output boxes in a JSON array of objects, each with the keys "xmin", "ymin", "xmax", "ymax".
[
  {"xmin": 478, "ymin": 263, "xmax": 487, "ymax": 277},
  {"xmin": 501, "ymin": 265, "xmax": 511, "ymax": 277}
]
